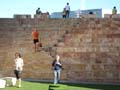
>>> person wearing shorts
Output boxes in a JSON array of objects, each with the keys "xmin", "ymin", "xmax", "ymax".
[{"xmin": 32, "ymin": 28, "xmax": 39, "ymax": 52}]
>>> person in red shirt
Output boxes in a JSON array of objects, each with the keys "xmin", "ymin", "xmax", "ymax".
[{"xmin": 32, "ymin": 28, "xmax": 39, "ymax": 52}]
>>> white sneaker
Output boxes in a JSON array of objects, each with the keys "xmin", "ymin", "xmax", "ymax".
[{"xmin": 18, "ymin": 85, "xmax": 21, "ymax": 88}]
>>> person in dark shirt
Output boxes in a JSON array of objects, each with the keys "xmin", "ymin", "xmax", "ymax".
[
  {"xmin": 52, "ymin": 54, "xmax": 62, "ymax": 84},
  {"xmin": 36, "ymin": 8, "xmax": 41, "ymax": 15}
]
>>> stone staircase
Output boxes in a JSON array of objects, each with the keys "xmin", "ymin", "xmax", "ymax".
[{"xmin": 0, "ymin": 17, "xmax": 120, "ymax": 84}]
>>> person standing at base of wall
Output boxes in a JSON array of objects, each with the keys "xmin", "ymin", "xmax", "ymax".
[
  {"xmin": 14, "ymin": 52, "xmax": 24, "ymax": 88},
  {"xmin": 52, "ymin": 54, "xmax": 62, "ymax": 84}
]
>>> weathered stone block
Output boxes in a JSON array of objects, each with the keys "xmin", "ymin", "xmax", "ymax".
[
  {"xmin": 70, "ymin": 64, "xmax": 86, "ymax": 71},
  {"xmin": 34, "ymin": 13, "xmax": 49, "ymax": 20},
  {"xmin": 81, "ymin": 14, "xmax": 99, "ymax": 18},
  {"xmin": 104, "ymin": 14, "xmax": 112, "ymax": 18},
  {"xmin": 111, "ymin": 14, "xmax": 120, "ymax": 18},
  {"xmin": 14, "ymin": 14, "xmax": 31, "ymax": 19},
  {"xmin": 92, "ymin": 64, "xmax": 104, "ymax": 70}
]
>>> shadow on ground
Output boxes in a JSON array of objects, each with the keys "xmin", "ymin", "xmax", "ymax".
[
  {"xmin": 24, "ymin": 80, "xmax": 120, "ymax": 90},
  {"xmin": 49, "ymin": 85, "xmax": 60, "ymax": 90}
]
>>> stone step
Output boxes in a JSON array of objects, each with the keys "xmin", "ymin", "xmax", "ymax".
[{"xmin": 0, "ymin": 18, "xmax": 120, "ymax": 83}]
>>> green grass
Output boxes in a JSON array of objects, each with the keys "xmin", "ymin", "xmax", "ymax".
[
  {"xmin": 5, "ymin": 81, "xmax": 49, "ymax": 90},
  {"xmin": 4, "ymin": 81, "xmax": 120, "ymax": 90},
  {"xmin": 67, "ymin": 83, "xmax": 120, "ymax": 90}
]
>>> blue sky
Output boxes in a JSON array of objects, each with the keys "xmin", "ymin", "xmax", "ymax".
[{"xmin": 0, "ymin": 0, "xmax": 120, "ymax": 18}]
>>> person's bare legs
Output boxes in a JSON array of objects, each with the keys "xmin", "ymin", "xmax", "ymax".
[
  {"xmin": 36, "ymin": 42, "xmax": 41, "ymax": 51},
  {"xmin": 18, "ymin": 79, "xmax": 21, "ymax": 88},
  {"xmin": 34, "ymin": 43, "xmax": 37, "ymax": 52},
  {"xmin": 36, "ymin": 42, "xmax": 39, "ymax": 51}
]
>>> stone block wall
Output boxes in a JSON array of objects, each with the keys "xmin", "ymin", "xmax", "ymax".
[
  {"xmin": 14, "ymin": 14, "xmax": 31, "ymax": 19},
  {"xmin": 0, "ymin": 17, "xmax": 120, "ymax": 84},
  {"xmin": 34, "ymin": 12, "xmax": 50, "ymax": 20}
]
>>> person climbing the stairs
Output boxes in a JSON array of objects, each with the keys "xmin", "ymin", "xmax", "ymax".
[{"xmin": 32, "ymin": 28, "xmax": 40, "ymax": 52}]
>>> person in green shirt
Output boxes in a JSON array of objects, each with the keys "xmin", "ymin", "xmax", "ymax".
[
  {"xmin": 112, "ymin": 6, "xmax": 117, "ymax": 14},
  {"xmin": 62, "ymin": 8, "xmax": 66, "ymax": 18}
]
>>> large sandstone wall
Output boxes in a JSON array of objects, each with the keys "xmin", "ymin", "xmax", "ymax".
[{"xmin": 0, "ymin": 17, "xmax": 120, "ymax": 84}]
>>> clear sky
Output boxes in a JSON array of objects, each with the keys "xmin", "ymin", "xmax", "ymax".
[{"xmin": 0, "ymin": 0, "xmax": 120, "ymax": 18}]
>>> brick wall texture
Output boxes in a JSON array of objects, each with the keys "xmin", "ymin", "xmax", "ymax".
[{"xmin": 0, "ymin": 17, "xmax": 120, "ymax": 84}]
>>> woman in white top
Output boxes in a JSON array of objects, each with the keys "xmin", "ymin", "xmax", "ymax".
[{"xmin": 14, "ymin": 52, "xmax": 24, "ymax": 88}]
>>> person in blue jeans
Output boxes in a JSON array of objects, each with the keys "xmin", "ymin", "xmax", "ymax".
[
  {"xmin": 52, "ymin": 55, "xmax": 62, "ymax": 84},
  {"xmin": 65, "ymin": 2, "xmax": 70, "ymax": 18}
]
